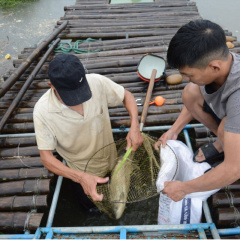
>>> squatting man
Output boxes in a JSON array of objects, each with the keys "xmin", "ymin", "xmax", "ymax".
[{"xmin": 155, "ymin": 19, "xmax": 240, "ymax": 202}]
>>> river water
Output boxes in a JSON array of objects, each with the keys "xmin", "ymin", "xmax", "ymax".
[
  {"xmin": 191, "ymin": 0, "xmax": 240, "ymax": 41},
  {"xmin": 0, "ymin": 0, "xmax": 239, "ymax": 228},
  {"xmin": 0, "ymin": 0, "xmax": 75, "ymax": 81},
  {"xmin": 0, "ymin": 0, "xmax": 239, "ymax": 81}
]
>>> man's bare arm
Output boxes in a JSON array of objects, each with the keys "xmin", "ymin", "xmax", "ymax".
[
  {"xmin": 163, "ymin": 131, "xmax": 240, "ymax": 201},
  {"xmin": 40, "ymin": 150, "xmax": 109, "ymax": 201},
  {"xmin": 123, "ymin": 89, "xmax": 144, "ymax": 151}
]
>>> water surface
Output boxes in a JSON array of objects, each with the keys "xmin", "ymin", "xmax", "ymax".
[{"xmin": 0, "ymin": 0, "xmax": 75, "ymax": 80}]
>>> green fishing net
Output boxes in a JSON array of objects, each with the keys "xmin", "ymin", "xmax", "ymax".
[{"xmin": 86, "ymin": 133, "xmax": 162, "ymax": 219}]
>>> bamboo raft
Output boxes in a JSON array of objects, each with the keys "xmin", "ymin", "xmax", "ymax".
[
  {"xmin": 0, "ymin": 0, "xmax": 239, "ymax": 233},
  {"xmin": 194, "ymin": 127, "xmax": 240, "ymax": 228}
]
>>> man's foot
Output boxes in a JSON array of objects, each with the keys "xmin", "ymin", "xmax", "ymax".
[{"xmin": 194, "ymin": 141, "xmax": 224, "ymax": 164}]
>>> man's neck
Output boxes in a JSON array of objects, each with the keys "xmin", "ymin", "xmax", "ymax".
[
  {"xmin": 211, "ymin": 53, "xmax": 233, "ymax": 91},
  {"xmin": 53, "ymin": 89, "xmax": 84, "ymax": 116},
  {"xmin": 69, "ymin": 104, "xmax": 84, "ymax": 116}
]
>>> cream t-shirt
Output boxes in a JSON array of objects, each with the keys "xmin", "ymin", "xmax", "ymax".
[{"xmin": 33, "ymin": 74, "xmax": 124, "ymax": 177}]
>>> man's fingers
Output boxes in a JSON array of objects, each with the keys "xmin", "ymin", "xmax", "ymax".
[
  {"xmin": 97, "ymin": 176, "xmax": 109, "ymax": 184},
  {"xmin": 126, "ymin": 140, "xmax": 138, "ymax": 151},
  {"xmin": 154, "ymin": 141, "xmax": 160, "ymax": 151},
  {"xmin": 131, "ymin": 143, "xmax": 139, "ymax": 152},
  {"xmin": 91, "ymin": 192, "xmax": 103, "ymax": 202},
  {"xmin": 161, "ymin": 139, "xmax": 166, "ymax": 148},
  {"xmin": 126, "ymin": 139, "xmax": 132, "ymax": 151}
]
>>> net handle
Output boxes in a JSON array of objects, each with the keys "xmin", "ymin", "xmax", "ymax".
[{"xmin": 140, "ymin": 68, "xmax": 157, "ymax": 132}]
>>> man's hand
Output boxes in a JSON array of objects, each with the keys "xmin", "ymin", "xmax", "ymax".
[
  {"xmin": 154, "ymin": 129, "xmax": 178, "ymax": 150},
  {"xmin": 126, "ymin": 126, "xmax": 144, "ymax": 151},
  {"xmin": 162, "ymin": 181, "xmax": 187, "ymax": 202},
  {"xmin": 76, "ymin": 171, "xmax": 109, "ymax": 201}
]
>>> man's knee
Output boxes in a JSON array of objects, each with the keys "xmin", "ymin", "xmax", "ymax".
[{"xmin": 182, "ymin": 83, "xmax": 202, "ymax": 107}]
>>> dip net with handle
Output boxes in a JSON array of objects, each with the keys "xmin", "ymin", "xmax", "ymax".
[
  {"xmin": 85, "ymin": 68, "xmax": 177, "ymax": 219},
  {"xmin": 86, "ymin": 133, "xmax": 178, "ymax": 219}
]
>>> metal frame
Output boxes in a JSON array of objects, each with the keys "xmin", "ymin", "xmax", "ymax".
[
  {"xmin": 33, "ymin": 223, "xmax": 215, "ymax": 239},
  {"xmin": 1, "ymin": 124, "xmax": 240, "ymax": 239}
]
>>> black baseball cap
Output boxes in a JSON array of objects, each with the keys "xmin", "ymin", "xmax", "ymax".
[{"xmin": 48, "ymin": 54, "xmax": 92, "ymax": 106}]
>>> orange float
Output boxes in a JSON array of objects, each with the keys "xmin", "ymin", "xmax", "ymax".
[{"xmin": 149, "ymin": 96, "xmax": 165, "ymax": 106}]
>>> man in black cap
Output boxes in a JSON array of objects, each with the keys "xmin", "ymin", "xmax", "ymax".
[{"xmin": 33, "ymin": 54, "xmax": 143, "ymax": 210}]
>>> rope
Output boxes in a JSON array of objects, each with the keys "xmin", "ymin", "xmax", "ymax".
[
  {"xmin": 11, "ymin": 196, "xmax": 16, "ymax": 210},
  {"xmin": 225, "ymin": 189, "xmax": 240, "ymax": 227},
  {"xmin": 32, "ymin": 195, "xmax": 37, "ymax": 209},
  {"xmin": 53, "ymin": 38, "xmax": 101, "ymax": 54},
  {"xmin": 34, "ymin": 179, "xmax": 40, "ymax": 194},
  {"xmin": 17, "ymin": 143, "xmax": 34, "ymax": 168},
  {"xmin": 24, "ymin": 210, "xmax": 33, "ymax": 232}
]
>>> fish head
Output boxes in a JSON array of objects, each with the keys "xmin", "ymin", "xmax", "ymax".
[{"xmin": 113, "ymin": 192, "xmax": 126, "ymax": 219}]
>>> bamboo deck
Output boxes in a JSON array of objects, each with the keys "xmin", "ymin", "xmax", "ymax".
[{"xmin": 0, "ymin": 0, "xmax": 240, "ymax": 234}]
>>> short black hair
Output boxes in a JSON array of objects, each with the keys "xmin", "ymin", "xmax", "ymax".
[{"xmin": 167, "ymin": 19, "xmax": 229, "ymax": 69}]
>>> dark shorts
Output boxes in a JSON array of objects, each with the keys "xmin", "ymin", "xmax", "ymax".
[
  {"xmin": 202, "ymin": 100, "xmax": 221, "ymax": 125},
  {"xmin": 70, "ymin": 180, "xmax": 96, "ymax": 211}
]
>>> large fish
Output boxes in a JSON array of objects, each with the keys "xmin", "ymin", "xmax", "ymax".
[{"xmin": 109, "ymin": 151, "xmax": 134, "ymax": 219}]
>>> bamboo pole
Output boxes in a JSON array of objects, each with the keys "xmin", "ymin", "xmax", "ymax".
[
  {"xmin": 59, "ymin": 29, "xmax": 178, "ymax": 39},
  {"xmin": 64, "ymin": 9, "xmax": 198, "ymax": 15},
  {"xmin": 1, "ymin": 100, "xmax": 183, "ymax": 123},
  {"xmin": 66, "ymin": 2, "xmax": 196, "ymax": 10},
  {"xmin": 0, "ymin": 38, "xmax": 60, "ymax": 133},
  {"xmin": 0, "ymin": 21, "xmax": 67, "ymax": 98},
  {"xmin": 0, "ymin": 212, "xmax": 43, "ymax": 231},
  {"xmin": 194, "ymin": 127, "xmax": 214, "ymax": 138},
  {"xmin": 0, "ymin": 110, "xmax": 183, "ymax": 134},
  {"xmin": 0, "ymin": 168, "xmax": 53, "ymax": 182},
  {"xmin": 0, "ymin": 136, "xmax": 37, "ymax": 147},
  {"xmin": 212, "ymin": 191, "xmax": 240, "ymax": 208},
  {"xmin": 195, "ymin": 137, "xmax": 218, "ymax": 149},
  {"xmin": 214, "ymin": 207, "xmax": 240, "ymax": 227},
  {"xmin": 0, "ymin": 94, "xmax": 183, "ymax": 110},
  {"xmin": 0, "ymin": 145, "xmax": 39, "ymax": 157},
  {"xmin": 0, "ymin": 179, "xmax": 51, "ymax": 196},
  {"xmin": 0, "ymin": 195, "xmax": 47, "ymax": 211},
  {"xmin": 0, "ymin": 91, "xmax": 182, "ymax": 113},
  {"xmin": 111, "ymin": 112, "xmax": 180, "ymax": 127},
  {"xmin": 222, "ymin": 180, "xmax": 240, "ymax": 191},
  {"xmin": 15, "ymin": 35, "xmax": 172, "ymax": 57},
  {"xmin": 0, "ymin": 157, "xmax": 43, "ymax": 169}
]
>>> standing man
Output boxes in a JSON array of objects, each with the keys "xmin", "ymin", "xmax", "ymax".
[
  {"xmin": 155, "ymin": 19, "xmax": 240, "ymax": 201},
  {"xmin": 33, "ymin": 54, "xmax": 143, "ymax": 210}
]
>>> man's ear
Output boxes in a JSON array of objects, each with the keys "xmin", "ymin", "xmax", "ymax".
[{"xmin": 208, "ymin": 60, "xmax": 221, "ymax": 72}]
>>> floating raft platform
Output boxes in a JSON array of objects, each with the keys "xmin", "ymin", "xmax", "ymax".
[{"xmin": 0, "ymin": 0, "xmax": 240, "ymax": 238}]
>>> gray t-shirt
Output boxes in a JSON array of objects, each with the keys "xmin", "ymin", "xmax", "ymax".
[{"xmin": 200, "ymin": 53, "xmax": 240, "ymax": 133}]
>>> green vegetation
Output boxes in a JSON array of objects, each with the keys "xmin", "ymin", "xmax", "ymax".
[{"xmin": 0, "ymin": 0, "xmax": 37, "ymax": 8}]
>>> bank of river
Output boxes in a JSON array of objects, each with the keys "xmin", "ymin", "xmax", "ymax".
[{"xmin": 0, "ymin": 0, "xmax": 75, "ymax": 81}]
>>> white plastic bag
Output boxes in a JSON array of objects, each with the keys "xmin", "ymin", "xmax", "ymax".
[{"xmin": 157, "ymin": 140, "xmax": 220, "ymax": 225}]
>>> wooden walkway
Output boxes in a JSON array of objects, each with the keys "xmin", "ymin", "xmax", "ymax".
[{"xmin": 0, "ymin": 0, "xmax": 240, "ymax": 233}]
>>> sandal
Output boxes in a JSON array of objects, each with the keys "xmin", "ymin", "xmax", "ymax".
[
  {"xmin": 193, "ymin": 142, "xmax": 224, "ymax": 165},
  {"xmin": 204, "ymin": 160, "xmax": 224, "ymax": 173}
]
